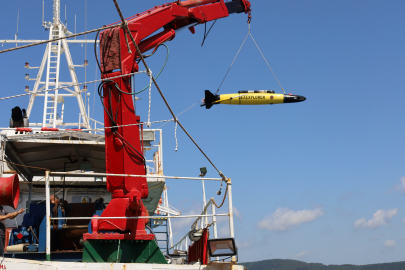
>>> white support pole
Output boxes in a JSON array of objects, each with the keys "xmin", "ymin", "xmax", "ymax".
[
  {"xmin": 45, "ymin": 170, "xmax": 51, "ymax": 261},
  {"xmin": 159, "ymin": 129, "xmax": 163, "ymax": 174},
  {"xmin": 0, "ymin": 137, "xmax": 5, "ymax": 177},
  {"xmin": 211, "ymin": 203, "xmax": 218, "ymax": 239},
  {"xmin": 211, "ymin": 203, "xmax": 219, "ymax": 261},
  {"xmin": 227, "ymin": 178, "xmax": 236, "ymax": 262},
  {"xmin": 202, "ymin": 179, "xmax": 208, "ymax": 227},
  {"xmin": 87, "ymin": 93, "xmax": 90, "ymax": 119},
  {"xmin": 164, "ymin": 187, "xmax": 173, "ymax": 248},
  {"xmin": 61, "ymin": 31, "xmax": 89, "ymax": 128}
]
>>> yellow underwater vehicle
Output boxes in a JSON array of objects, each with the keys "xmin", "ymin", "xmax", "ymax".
[{"xmin": 202, "ymin": 90, "xmax": 306, "ymax": 109}]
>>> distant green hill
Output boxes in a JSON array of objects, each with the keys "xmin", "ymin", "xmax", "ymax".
[{"xmin": 241, "ymin": 259, "xmax": 405, "ymax": 270}]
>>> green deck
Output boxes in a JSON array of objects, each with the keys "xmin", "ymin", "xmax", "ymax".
[{"xmin": 82, "ymin": 239, "xmax": 167, "ymax": 264}]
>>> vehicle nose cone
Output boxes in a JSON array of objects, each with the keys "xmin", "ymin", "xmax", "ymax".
[{"xmin": 284, "ymin": 94, "xmax": 306, "ymax": 103}]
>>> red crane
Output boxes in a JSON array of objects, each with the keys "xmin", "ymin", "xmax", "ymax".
[{"xmin": 84, "ymin": 0, "xmax": 251, "ymax": 242}]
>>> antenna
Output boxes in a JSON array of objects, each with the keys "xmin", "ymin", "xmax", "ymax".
[
  {"xmin": 65, "ymin": 5, "xmax": 67, "ymax": 27},
  {"xmin": 75, "ymin": 14, "xmax": 76, "ymax": 40},
  {"xmin": 15, "ymin": 10, "xmax": 19, "ymax": 41},
  {"xmin": 42, "ymin": 1, "xmax": 44, "ymax": 26}
]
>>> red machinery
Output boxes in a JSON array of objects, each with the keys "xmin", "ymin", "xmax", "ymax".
[{"xmin": 84, "ymin": 0, "xmax": 251, "ymax": 241}]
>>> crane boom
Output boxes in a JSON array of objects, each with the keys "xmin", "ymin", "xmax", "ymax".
[{"xmin": 84, "ymin": 0, "xmax": 251, "ymax": 244}]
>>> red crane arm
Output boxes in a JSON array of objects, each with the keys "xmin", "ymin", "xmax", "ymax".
[
  {"xmin": 100, "ymin": 0, "xmax": 251, "ymax": 74},
  {"xmin": 85, "ymin": 0, "xmax": 251, "ymax": 241}
]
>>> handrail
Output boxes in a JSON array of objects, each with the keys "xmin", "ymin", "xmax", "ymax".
[
  {"xmin": 49, "ymin": 171, "xmax": 222, "ymax": 181},
  {"xmin": 168, "ymin": 198, "xmax": 216, "ymax": 252},
  {"xmin": 169, "ymin": 233, "xmax": 188, "ymax": 251},
  {"xmin": 191, "ymin": 198, "xmax": 214, "ymax": 229},
  {"xmin": 80, "ymin": 114, "xmax": 104, "ymax": 126},
  {"xmin": 50, "ymin": 214, "xmax": 228, "ymax": 220}
]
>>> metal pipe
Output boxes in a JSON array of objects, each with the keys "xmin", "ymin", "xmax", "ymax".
[
  {"xmin": 50, "ymin": 213, "xmax": 228, "ymax": 220},
  {"xmin": 227, "ymin": 178, "xmax": 236, "ymax": 262},
  {"xmin": 164, "ymin": 188, "xmax": 173, "ymax": 248},
  {"xmin": 212, "ymin": 203, "xmax": 219, "ymax": 261},
  {"xmin": 0, "ymin": 39, "xmax": 100, "ymax": 43},
  {"xmin": 160, "ymin": 129, "xmax": 163, "ymax": 174},
  {"xmin": 191, "ymin": 199, "xmax": 214, "ymax": 229},
  {"xmin": 178, "ymin": 0, "xmax": 218, "ymax": 7},
  {"xmin": 45, "ymin": 170, "xmax": 51, "ymax": 261},
  {"xmin": 49, "ymin": 171, "xmax": 222, "ymax": 181},
  {"xmin": 211, "ymin": 203, "xmax": 217, "ymax": 238},
  {"xmin": 61, "ymin": 225, "xmax": 89, "ymax": 229},
  {"xmin": 28, "ymin": 226, "xmax": 39, "ymax": 243},
  {"xmin": 202, "ymin": 179, "xmax": 208, "ymax": 227}
]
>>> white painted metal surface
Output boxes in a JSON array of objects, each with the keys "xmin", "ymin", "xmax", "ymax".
[
  {"xmin": 44, "ymin": 171, "xmax": 51, "ymax": 260},
  {"xmin": 227, "ymin": 179, "xmax": 236, "ymax": 262},
  {"xmin": 1, "ymin": 258, "xmax": 247, "ymax": 270}
]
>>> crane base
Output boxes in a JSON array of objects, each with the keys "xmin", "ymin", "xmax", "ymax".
[{"xmin": 82, "ymin": 239, "xmax": 167, "ymax": 264}]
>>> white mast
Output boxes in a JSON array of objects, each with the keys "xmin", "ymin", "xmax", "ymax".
[{"xmin": 1, "ymin": 0, "xmax": 93, "ymax": 129}]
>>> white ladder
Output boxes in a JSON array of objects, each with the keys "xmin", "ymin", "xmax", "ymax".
[{"xmin": 42, "ymin": 24, "xmax": 62, "ymax": 128}]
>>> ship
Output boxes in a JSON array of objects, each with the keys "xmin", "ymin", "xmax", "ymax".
[{"xmin": 0, "ymin": 0, "xmax": 251, "ymax": 269}]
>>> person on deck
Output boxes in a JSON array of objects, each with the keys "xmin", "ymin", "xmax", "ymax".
[
  {"xmin": 50, "ymin": 195, "xmax": 59, "ymax": 204},
  {"xmin": 0, "ymin": 206, "xmax": 25, "ymax": 254}
]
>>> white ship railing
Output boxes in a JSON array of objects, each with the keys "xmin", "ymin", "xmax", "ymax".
[
  {"xmin": 42, "ymin": 170, "xmax": 235, "ymax": 262},
  {"xmin": 168, "ymin": 197, "xmax": 220, "ymax": 254},
  {"xmin": 79, "ymin": 113, "xmax": 104, "ymax": 134}
]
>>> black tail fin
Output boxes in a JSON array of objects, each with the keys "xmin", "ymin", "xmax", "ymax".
[{"xmin": 204, "ymin": 90, "xmax": 218, "ymax": 109}]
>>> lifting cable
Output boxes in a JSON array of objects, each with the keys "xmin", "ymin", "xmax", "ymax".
[{"xmin": 216, "ymin": 23, "xmax": 286, "ymax": 94}]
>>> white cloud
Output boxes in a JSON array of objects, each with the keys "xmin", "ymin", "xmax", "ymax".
[
  {"xmin": 257, "ymin": 207, "xmax": 325, "ymax": 231},
  {"xmin": 402, "ymin": 219, "xmax": 405, "ymax": 224},
  {"xmin": 233, "ymin": 207, "xmax": 242, "ymax": 220},
  {"xmin": 294, "ymin": 251, "xmax": 309, "ymax": 259},
  {"xmin": 395, "ymin": 177, "xmax": 405, "ymax": 193},
  {"xmin": 354, "ymin": 209, "xmax": 398, "ymax": 229},
  {"xmin": 383, "ymin": 240, "xmax": 396, "ymax": 247}
]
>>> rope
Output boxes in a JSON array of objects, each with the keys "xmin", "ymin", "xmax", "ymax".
[
  {"xmin": 122, "ymin": 21, "xmax": 132, "ymax": 54},
  {"xmin": 158, "ymin": 99, "xmax": 202, "ymax": 128},
  {"xmin": 0, "ymin": 24, "xmax": 118, "ymax": 54},
  {"xmin": 212, "ymin": 184, "xmax": 228, "ymax": 208},
  {"xmin": 0, "ymin": 70, "xmax": 146, "ymax": 101},
  {"xmin": 147, "ymin": 70, "xmax": 153, "ymax": 127},
  {"xmin": 249, "ymin": 25, "xmax": 285, "ymax": 94},
  {"xmin": 0, "ymin": 159, "xmax": 50, "ymax": 172},
  {"xmin": 216, "ymin": 29, "xmax": 250, "ymax": 94},
  {"xmin": 216, "ymin": 23, "xmax": 286, "ymax": 94},
  {"xmin": 174, "ymin": 120, "xmax": 178, "ymax": 152}
]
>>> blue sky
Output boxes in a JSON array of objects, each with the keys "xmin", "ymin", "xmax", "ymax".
[{"xmin": 0, "ymin": 0, "xmax": 404, "ymax": 266}]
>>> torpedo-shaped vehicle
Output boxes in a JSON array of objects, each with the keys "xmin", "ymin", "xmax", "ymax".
[{"xmin": 202, "ymin": 90, "xmax": 306, "ymax": 109}]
